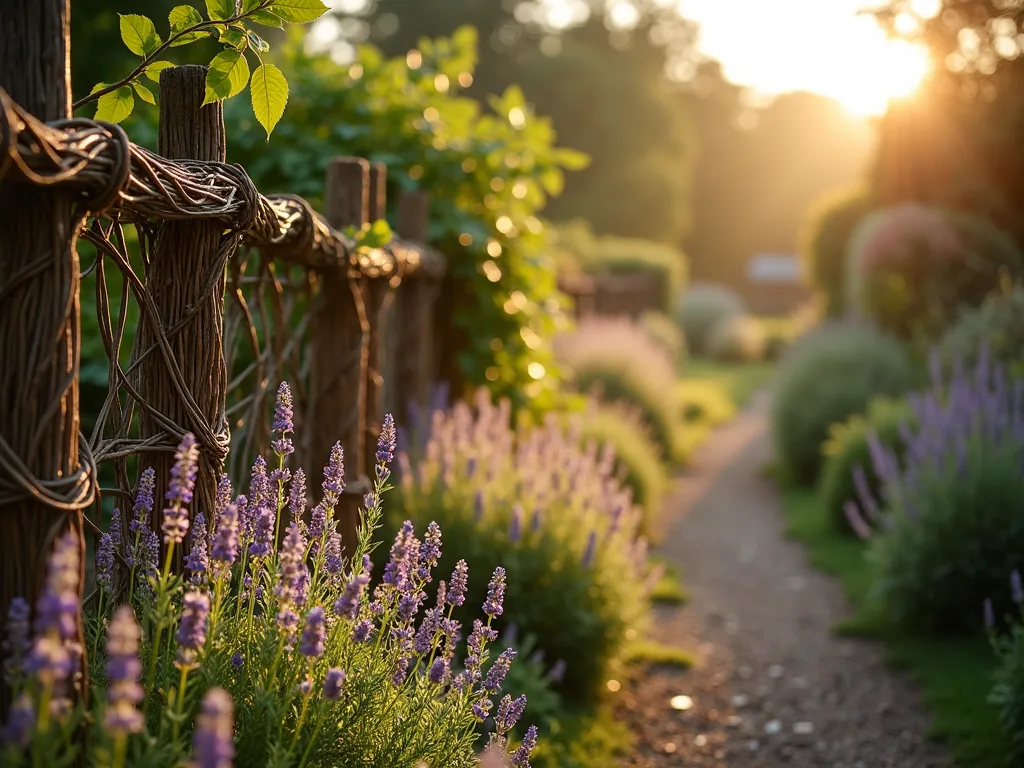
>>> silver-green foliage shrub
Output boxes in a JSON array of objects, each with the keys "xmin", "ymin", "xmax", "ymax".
[
  {"xmin": 938, "ymin": 284, "xmax": 1024, "ymax": 381},
  {"xmin": 675, "ymin": 284, "xmax": 745, "ymax": 356},
  {"xmin": 771, "ymin": 323, "xmax": 916, "ymax": 485},
  {"xmin": 705, "ymin": 315, "xmax": 766, "ymax": 363}
]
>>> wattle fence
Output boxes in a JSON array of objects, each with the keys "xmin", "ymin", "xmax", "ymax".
[{"xmin": 0, "ymin": 3, "xmax": 446, "ymax": 712}]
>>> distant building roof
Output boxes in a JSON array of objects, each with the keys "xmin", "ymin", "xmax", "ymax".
[{"xmin": 747, "ymin": 253, "xmax": 802, "ymax": 283}]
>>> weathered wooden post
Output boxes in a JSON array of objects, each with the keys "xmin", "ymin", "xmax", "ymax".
[
  {"xmin": 392, "ymin": 190, "xmax": 443, "ymax": 429},
  {"xmin": 0, "ymin": 0, "xmax": 90, "ymax": 713},
  {"xmin": 363, "ymin": 162, "xmax": 395, "ymax": 473},
  {"xmin": 131, "ymin": 66, "xmax": 231, "ymax": 567},
  {"xmin": 309, "ymin": 157, "xmax": 371, "ymax": 551}
]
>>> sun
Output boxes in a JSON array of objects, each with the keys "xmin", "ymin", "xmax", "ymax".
[{"xmin": 830, "ymin": 39, "xmax": 932, "ymax": 118}]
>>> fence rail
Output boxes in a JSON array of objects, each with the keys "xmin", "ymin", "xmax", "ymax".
[{"xmin": 0, "ymin": 52, "xmax": 447, "ymax": 713}]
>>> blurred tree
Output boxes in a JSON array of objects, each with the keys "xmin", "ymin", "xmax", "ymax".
[
  {"xmin": 331, "ymin": 0, "xmax": 699, "ymax": 243},
  {"xmin": 872, "ymin": 1, "xmax": 1024, "ymax": 242}
]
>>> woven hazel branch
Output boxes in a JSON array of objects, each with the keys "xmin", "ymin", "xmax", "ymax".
[{"xmin": 0, "ymin": 88, "xmax": 442, "ymax": 280}]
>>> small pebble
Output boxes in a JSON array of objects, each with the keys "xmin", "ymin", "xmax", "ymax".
[
  {"xmin": 793, "ymin": 721, "xmax": 815, "ymax": 735},
  {"xmin": 670, "ymin": 694, "xmax": 694, "ymax": 711},
  {"xmin": 764, "ymin": 719, "xmax": 782, "ymax": 735},
  {"xmin": 694, "ymin": 734, "xmax": 708, "ymax": 747},
  {"xmin": 664, "ymin": 742, "xmax": 677, "ymax": 754}
]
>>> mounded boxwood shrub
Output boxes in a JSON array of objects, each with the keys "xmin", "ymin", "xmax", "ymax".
[
  {"xmin": 640, "ymin": 310, "xmax": 686, "ymax": 365},
  {"xmin": 938, "ymin": 284, "xmax": 1024, "ymax": 380},
  {"xmin": 819, "ymin": 395, "xmax": 915, "ymax": 535},
  {"xmin": 674, "ymin": 284, "xmax": 745, "ymax": 356},
  {"xmin": 395, "ymin": 392, "xmax": 653, "ymax": 702},
  {"xmin": 847, "ymin": 203, "xmax": 1024, "ymax": 342},
  {"xmin": 856, "ymin": 354, "xmax": 1024, "ymax": 634},
  {"xmin": 554, "ymin": 317, "xmax": 685, "ymax": 463},
  {"xmin": 705, "ymin": 314, "xmax": 766, "ymax": 363},
  {"xmin": 577, "ymin": 403, "xmax": 668, "ymax": 534},
  {"xmin": 799, "ymin": 186, "xmax": 873, "ymax": 317},
  {"xmin": 771, "ymin": 323, "xmax": 916, "ymax": 485}
]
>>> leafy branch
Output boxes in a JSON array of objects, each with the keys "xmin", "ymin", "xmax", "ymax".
[{"xmin": 76, "ymin": 0, "xmax": 329, "ymax": 138}]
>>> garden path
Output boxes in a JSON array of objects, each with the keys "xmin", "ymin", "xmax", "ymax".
[{"xmin": 620, "ymin": 390, "xmax": 951, "ymax": 768}]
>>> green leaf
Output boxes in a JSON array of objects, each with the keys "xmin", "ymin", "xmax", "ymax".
[
  {"xmin": 206, "ymin": 0, "xmax": 235, "ymax": 21},
  {"xmin": 267, "ymin": 0, "xmax": 328, "ymax": 23},
  {"xmin": 241, "ymin": 0, "xmax": 263, "ymax": 10},
  {"xmin": 144, "ymin": 60, "xmax": 174, "ymax": 83},
  {"xmin": 554, "ymin": 147, "xmax": 590, "ymax": 171},
  {"xmin": 132, "ymin": 81, "xmax": 156, "ymax": 104},
  {"xmin": 250, "ymin": 62, "xmax": 288, "ymax": 138},
  {"xmin": 248, "ymin": 9, "xmax": 284, "ymax": 27},
  {"xmin": 119, "ymin": 14, "xmax": 161, "ymax": 57},
  {"xmin": 219, "ymin": 26, "xmax": 248, "ymax": 49},
  {"xmin": 203, "ymin": 49, "xmax": 251, "ymax": 104},
  {"xmin": 169, "ymin": 5, "xmax": 210, "ymax": 46},
  {"xmin": 95, "ymin": 86, "xmax": 135, "ymax": 124},
  {"xmin": 247, "ymin": 30, "xmax": 270, "ymax": 53}
]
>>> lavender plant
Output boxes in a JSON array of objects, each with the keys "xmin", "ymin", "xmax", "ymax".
[
  {"xmin": 1, "ymin": 383, "xmax": 539, "ymax": 768},
  {"xmin": 847, "ymin": 349, "xmax": 1024, "ymax": 632},
  {"xmin": 396, "ymin": 391, "xmax": 655, "ymax": 701},
  {"xmin": 986, "ymin": 572, "xmax": 1024, "ymax": 765}
]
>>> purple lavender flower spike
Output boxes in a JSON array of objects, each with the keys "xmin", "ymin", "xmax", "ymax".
[
  {"xmin": 271, "ymin": 381, "xmax": 295, "ymax": 456},
  {"xmin": 3, "ymin": 598, "xmax": 31, "ymax": 685},
  {"xmin": 96, "ymin": 532, "xmax": 115, "ymax": 590},
  {"xmin": 276, "ymin": 523, "xmax": 309, "ymax": 641},
  {"xmin": 322, "ymin": 442, "xmax": 345, "ymax": 497},
  {"xmin": 429, "ymin": 657, "xmax": 449, "ymax": 684},
  {"xmin": 546, "ymin": 659, "xmax": 566, "ymax": 683},
  {"xmin": 843, "ymin": 501, "xmax": 873, "ymax": 541},
  {"xmin": 2, "ymin": 694, "xmax": 34, "ymax": 748},
  {"xmin": 288, "ymin": 468, "xmax": 306, "ymax": 524},
  {"xmin": 509, "ymin": 505, "xmax": 523, "ymax": 543},
  {"xmin": 31, "ymin": 530, "xmax": 80, "ymax": 648},
  {"xmin": 104, "ymin": 606, "xmax": 144, "ymax": 734},
  {"xmin": 581, "ymin": 530, "xmax": 597, "ymax": 567},
  {"xmin": 192, "ymin": 688, "xmax": 234, "ymax": 768},
  {"xmin": 448, "ymin": 560, "xmax": 469, "ymax": 608},
  {"xmin": 177, "ymin": 591, "xmax": 210, "ymax": 665},
  {"xmin": 133, "ymin": 468, "xmax": 156, "ymax": 524},
  {"xmin": 109, "ymin": 506, "xmax": 123, "ymax": 551},
  {"xmin": 352, "ymin": 619, "xmax": 373, "ymax": 643},
  {"xmin": 231, "ymin": 653, "xmax": 244, "ymax": 669},
  {"xmin": 1013, "ymin": 571, "xmax": 1024, "ymax": 605},
  {"xmin": 511, "ymin": 725, "xmax": 539, "ymax": 767},
  {"xmin": 335, "ymin": 556, "xmax": 371, "ymax": 619},
  {"xmin": 185, "ymin": 511, "xmax": 209, "ymax": 585},
  {"xmin": 309, "ymin": 501, "xmax": 328, "ymax": 545},
  {"xmin": 496, "ymin": 694, "xmax": 528, "ymax": 733},
  {"xmin": 483, "ymin": 647, "xmax": 516, "ymax": 694},
  {"xmin": 215, "ymin": 474, "xmax": 232, "ymax": 518},
  {"xmin": 248, "ymin": 505, "xmax": 275, "ymax": 558},
  {"xmin": 162, "ymin": 433, "xmax": 200, "ymax": 544},
  {"xmin": 418, "ymin": 521, "xmax": 442, "ymax": 579},
  {"xmin": 530, "ymin": 507, "xmax": 542, "ymax": 532},
  {"xmin": 211, "ymin": 502, "xmax": 240, "ymax": 575},
  {"xmin": 473, "ymin": 490, "xmax": 485, "ymax": 521},
  {"xmin": 377, "ymin": 413, "xmax": 398, "ymax": 465},
  {"xmin": 323, "ymin": 668, "xmax": 346, "ymax": 701},
  {"xmin": 324, "ymin": 532, "xmax": 343, "ymax": 575},
  {"xmin": 300, "ymin": 607, "xmax": 326, "ymax": 659},
  {"xmin": 472, "ymin": 699, "xmax": 493, "ymax": 721},
  {"xmin": 985, "ymin": 598, "xmax": 995, "ymax": 629},
  {"xmin": 392, "ymin": 656, "xmax": 410, "ymax": 686}
]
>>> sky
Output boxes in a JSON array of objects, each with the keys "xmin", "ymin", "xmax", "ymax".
[{"xmin": 676, "ymin": 0, "xmax": 936, "ymax": 115}]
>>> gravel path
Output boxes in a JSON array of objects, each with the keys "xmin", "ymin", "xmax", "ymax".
[{"xmin": 620, "ymin": 391, "xmax": 951, "ymax": 768}]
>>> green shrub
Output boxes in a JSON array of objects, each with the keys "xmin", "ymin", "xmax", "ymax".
[
  {"xmin": 578, "ymin": 403, "xmax": 668, "ymax": 533},
  {"xmin": 675, "ymin": 284, "xmax": 745, "ymax": 356},
  {"xmin": 861, "ymin": 354, "xmax": 1024, "ymax": 634},
  {"xmin": 847, "ymin": 204, "xmax": 1024, "ymax": 342},
  {"xmin": 705, "ymin": 314, "xmax": 766, "ymax": 363},
  {"xmin": 395, "ymin": 393, "xmax": 653, "ymax": 702},
  {"xmin": 555, "ymin": 318, "xmax": 685, "ymax": 463},
  {"xmin": 763, "ymin": 332, "xmax": 790, "ymax": 361},
  {"xmin": 772, "ymin": 324, "xmax": 916, "ymax": 485},
  {"xmin": 799, "ymin": 186, "xmax": 873, "ymax": 317},
  {"xmin": 819, "ymin": 395, "xmax": 915, "ymax": 534},
  {"xmin": 938, "ymin": 283, "xmax": 1024, "ymax": 380},
  {"xmin": 990, "ymin": 589, "xmax": 1024, "ymax": 766},
  {"xmin": 677, "ymin": 380, "xmax": 736, "ymax": 426},
  {"xmin": 640, "ymin": 311, "xmax": 686, "ymax": 365}
]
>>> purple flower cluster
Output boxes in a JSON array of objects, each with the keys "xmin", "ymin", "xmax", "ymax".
[
  {"xmin": 25, "ymin": 530, "xmax": 82, "ymax": 691},
  {"xmin": 335, "ymin": 555, "xmax": 371, "ymax": 619},
  {"xmin": 211, "ymin": 501, "xmax": 240, "ymax": 577},
  {"xmin": 177, "ymin": 591, "xmax": 209, "ymax": 666},
  {"xmin": 2, "ymin": 597, "xmax": 30, "ymax": 685},
  {"xmin": 275, "ymin": 523, "xmax": 309, "ymax": 643},
  {"xmin": 483, "ymin": 567, "xmax": 506, "ymax": 619},
  {"xmin": 323, "ymin": 667, "xmax": 346, "ymax": 701},
  {"xmin": 245, "ymin": 456, "xmax": 271, "ymax": 546},
  {"xmin": 192, "ymin": 687, "xmax": 234, "ymax": 768},
  {"xmin": 162, "ymin": 433, "xmax": 200, "ymax": 544},
  {"xmin": 96, "ymin": 531, "xmax": 115, "ymax": 590},
  {"xmin": 104, "ymin": 606, "xmax": 144, "ymax": 734},
  {"xmin": 300, "ymin": 607, "xmax": 326, "ymax": 659},
  {"xmin": 185, "ymin": 511, "xmax": 209, "ymax": 585},
  {"xmin": 271, "ymin": 381, "xmax": 295, "ymax": 456},
  {"xmin": 377, "ymin": 413, "xmax": 397, "ymax": 465}
]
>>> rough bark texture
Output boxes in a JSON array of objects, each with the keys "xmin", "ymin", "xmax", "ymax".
[
  {"xmin": 0, "ymin": 0, "xmax": 86, "ymax": 715},
  {"xmin": 309, "ymin": 157, "xmax": 369, "ymax": 551},
  {"xmin": 131, "ymin": 66, "xmax": 229, "ymax": 569}
]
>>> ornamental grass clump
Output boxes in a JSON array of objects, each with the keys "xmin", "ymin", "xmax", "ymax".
[
  {"xmin": 395, "ymin": 391, "xmax": 655, "ymax": 702},
  {"xmin": 1, "ymin": 383, "xmax": 539, "ymax": 768},
  {"xmin": 554, "ymin": 316, "xmax": 685, "ymax": 463},
  {"xmin": 849, "ymin": 351, "xmax": 1024, "ymax": 634}
]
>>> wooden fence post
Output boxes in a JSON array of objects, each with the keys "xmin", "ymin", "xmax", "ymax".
[
  {"xmin": 0, "ymin": 0, "xmax": 90, "ymax": 714},
  {"xmin": 392, "ymin": 190, "xmax": 440, "ymax": 429},
  {"xmin": 363, "ymin": 162, "xmax": 393, "ymax": 473},
  {"xmin": 309, "ymin": 157, "xmax": 370, "ymax": 551},
  {"xmin": 132, "ymin": 66, "xmax": 230, "ymax": 567}
]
